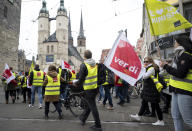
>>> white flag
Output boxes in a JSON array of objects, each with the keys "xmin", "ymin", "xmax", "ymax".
[{"xmin": 104, "ymin": 33, "xmax": 145, "ymax": 86}]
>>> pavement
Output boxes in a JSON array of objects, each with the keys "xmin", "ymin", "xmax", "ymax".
[{"xmin": 0, "ymin": 87, "xmax": 190, "ymax": 131}]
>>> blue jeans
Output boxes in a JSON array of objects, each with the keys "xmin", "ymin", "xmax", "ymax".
[
  {"xmin": 171, "ymin": 93, "xmax": 192, "ymax": 131},
  {"xmin": 31, "ymin": 86, "xmax": 43, "ymax": 105},
  {"xmin": 103, "ymin": 85, "xmax": 113, "ymax": 107},
  {"xmin": 116, "ymin": 86, "xmax": 124, "ymax": 102},
  {"xmin": 98, "ymin": 85, "xmax": 104, "ymax": 101}
]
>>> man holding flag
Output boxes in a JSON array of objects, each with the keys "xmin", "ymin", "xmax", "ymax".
[{"xmin": 1, "ymin": 65, "xmax": 17, "ymax": 104}]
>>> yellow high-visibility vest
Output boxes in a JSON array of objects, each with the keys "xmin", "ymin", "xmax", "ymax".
[
  {"xmin": 117, "ymin": 77, "xmax": 122, "ymax": 84},
  {"xmin": 32, "ymin": 70, "xmax": 44, "ymax": 86},
  {"xmin": 169, "ymin": 52, "xmax": 192, "ymax": 92},
  {"xmin": 102, "ymin": 70, "xmax": 109, "ymax": 85},
  {"xmin": 70, "ymin": 72, "xmax": 76, "ymax": 81},
  {"xmin": 23, "ymin": 77, "xmax": 27, "ymax": 88},
  {"xmin": 83, "ymin": 63, "xmax": 98, "ymax": 90},
  {"xmin": 45, "ymin": 74, "xmax": 60, "ymax": 95},
  {"xmin": 148, "ymin": 67, "xmax": 163, "ymax": 92},
  {"xmin": 58, "ymin": 68, "xmax": 62, "ymax": 76}
]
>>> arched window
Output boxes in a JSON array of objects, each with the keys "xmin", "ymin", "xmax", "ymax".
[
  {"xmin": 47, "ymin": 45, "xmax": 49, "ymax": 53},
  {"xmin": 51, "ymin": 45, "xmax": 54, "ymax": 53},
  {"xmin": 80, "ymin": 48, "xmax": 81, "ymax": 53}
]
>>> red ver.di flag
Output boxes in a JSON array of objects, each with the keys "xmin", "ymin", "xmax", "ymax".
[
  {"xmin": 104, "ymin": 32, "xmax": 145, "ymax": 86},
  {"xmin": 2, "ymin": 64, "xmax": 16, "ymax": 84},
  {"xmin": 61, "ymin": 60, "xmax": 72, "ymax": 70}
]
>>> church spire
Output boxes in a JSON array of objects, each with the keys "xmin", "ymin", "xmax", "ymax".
[
  {"xmin": 40, "ymin": 0, "xmax": 49, "ymax": 14},
  {"xmin": 78, "ymin": 10, "xmax": 85, "ymax": 38},
  {"xmin": 58, "ymin": 0, "xmax": 67, "ymax": 12},
  {"xmin": 68, "ymin": 12, "xmax": 73, "ymax": 45}
]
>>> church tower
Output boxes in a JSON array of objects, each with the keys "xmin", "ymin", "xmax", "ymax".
[
  {"xmin": 56, "ymin": 0, "xmax": 68, "ymax": 62},
  {"xmin": 77, "ymin": 11, "xmax": 86, "ymax": 58},
  {"xmin": 68, "ymin": 12, "xmax": 73, "ymax": 45},
  {"xmin": 37, "ymin": 0, "xmax": 50, "ymax": 66}
]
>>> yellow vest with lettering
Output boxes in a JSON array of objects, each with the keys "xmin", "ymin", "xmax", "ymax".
[
  {"xmin": 70, "ymin": 72, "xmax": 76, "ymax": 81},
  {"xmin": 169, "ymin": 52, "xmax": 192, "ymax": 92},
  {"xmin": 83, "ymin": 63, "xmax": 98, "ymax": 90},
  {"xmin": 45, "ymin": 74, "xmax": 60, "ymax": 95},
  {"xmin": 33, "ymin": 70, "xmax": 44, "ymax": 86},
  {"xmin": 23, "ymin": 77, "xmax": 27, "ymax": 88}
]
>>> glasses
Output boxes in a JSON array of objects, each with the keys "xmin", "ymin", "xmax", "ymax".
[{"xmin": 144, "ymin": 61, "xmax": 149, "ymax": 63}]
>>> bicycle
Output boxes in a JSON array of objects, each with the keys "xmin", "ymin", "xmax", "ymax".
[{"xmin": 51, "ymin": 86, "xmax": 88, "ymax": 117}]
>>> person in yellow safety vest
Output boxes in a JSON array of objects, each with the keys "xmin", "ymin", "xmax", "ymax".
[
  {"xmin": 21, "ymin": 72, "xmax": 31, "ymax": 104},
  {"xmin": 102, "ymin": 68, "xmax": 114, "ymax": 110},
  {"xmin": 160, "ymin": 34, "xmax": 192, "ymax": 131},
  {"xmin": 130, "ymin": 57, "xmax": 164, "ymax": 126},
  {"xmin": 115, "ymin": 75, "xmax": 125, "ymax": 105},
  {"xmin": 29, "ymin": 64, "xmax": 44, "ymax": 108},
  {"xmin": 70, "ymin": 70, "xmax": 76, "ymax": 82},
  {"xmin": 73, "ymin": 50, "xmax": 102, "ymax": 131},
  {"xmin": 15, "ymin": 74, "xmax": 22, "ymax": 100},
  {"xmin": 43, "ymin": 65, "xmax": 65, "ymax": 120}
]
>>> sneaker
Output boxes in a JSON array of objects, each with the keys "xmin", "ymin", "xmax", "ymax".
[
  {"xmin": 107, "ymin": 106, "xmax": 114, "ymax": 110},
  {"xmin": 29, "ymin": 104, "xmax": 34, "ymax": 107},
  {"xmin": 57, "ymin": 115, "xmax": 63, "ymax": 120},
  {"xmin": 90, "ymin": 125, "xmax": 102, "ymax": 131},
  {"xmin": 117, "ymin": 100, "xmax": 125, "ymax": 105},
  {"xmin": 79, "ymin": 116, "xmax": 85, "ymax": 126},
  {"xmin": 38, "ymin": 104, "xmax": 43, "ymax": 109},
  {"xmin": 45, "ymin": 115, "xmax": 49, "ymax": 120},
  {"xmin": 152, "ymin": 120, "xmax": 165, "ymax": 126},
  {"xmin": 130, "ymin": 114, "xmax": 141, "ymax": 121}
]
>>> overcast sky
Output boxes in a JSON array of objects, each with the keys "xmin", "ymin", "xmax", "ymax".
[{"xmin": 19, "ymin": 0, "xmax": 144, "ymax": 62}]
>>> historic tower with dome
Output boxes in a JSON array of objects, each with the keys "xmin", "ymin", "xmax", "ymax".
[{"xmin": 37, "ymin": 0, "xmax": 86, "ymax": 71}]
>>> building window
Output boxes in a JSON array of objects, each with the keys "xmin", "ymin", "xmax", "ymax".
[
  {"xmin": 40, "ymin": 24, "xmax": 43, "ymax": 28},
  {"xmin": 79, "ymin": 41, "xmax": 82, "ymax": 46},
  {"xmin": 51, "ymin": 45, "xmax": 54, "ymax": 53},
  {"xmin": 59, "ymin": 23, "xmax": 61, "ymax": 26},
  {"xmin": 4, "ymin": 6, "xmax": 8, "ymax": 18},
  {"xmin": 47, "ymin": 45, "xmax": 49, "ymax": 53},
  {"xmin": 80, "ymin": 48, "xmax": 81, "ymax": 53}
]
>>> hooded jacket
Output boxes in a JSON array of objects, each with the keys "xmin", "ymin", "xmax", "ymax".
[
  {"xmin": 43, "ymin": 71, "xmax": 65, "ymax": 102},
  {"xmin": 75, "ymin": 58, "xmax": 97, "ymax": 89}
]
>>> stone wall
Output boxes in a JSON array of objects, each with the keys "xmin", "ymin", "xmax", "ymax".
[{"xmin": 0, "ymin": 0, "xmax": 21, "ymax": 75}]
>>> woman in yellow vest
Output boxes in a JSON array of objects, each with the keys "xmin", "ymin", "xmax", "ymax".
[
  {"xmin": 130, "ymin": 57, "xmax": 164, "ymax": 126},
  {"xmin": 160, "ymin": 34, "xmax": 192, "ymax": 131},
  {"xmin": 43, "ymin": 65, "xmax": 65, "ymax": 120}
]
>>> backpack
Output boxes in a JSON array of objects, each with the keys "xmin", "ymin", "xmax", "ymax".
[
  {"xmin": 106, "ymin": 68, "xmax": 114, "ymax": 85},
  {"xmin": 97, "ymin": 63, "xmax": 106, "ymax": 85}
]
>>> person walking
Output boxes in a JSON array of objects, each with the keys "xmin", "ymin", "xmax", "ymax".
[
  {"xmin": 102, "ymin": 66, "xmax": 114, "ymax": 110},
  {"xmin": 160, "ymin": 34, "xmax": 192, "ymax": 131},
  {"xmin": 21, "ymin": 72, "xmax": 31, "ymax": 104},
  {"xmin": 130, "ymin": 57, "xmax": 164, "ymax": 126},
  {"xmin": 29, "ymin": 64, "xmax": 44, "ymax": 108},
  {"xmin": 43, "ymin": 65, "xmax": 65, "ymax": 120},
  {"xmin": 115, "ymin": 75, "xmax": 125, "ymax": 105},
  {"xmin": 73, "ymin": 50, "xmax": 102, "ymax": 131}
]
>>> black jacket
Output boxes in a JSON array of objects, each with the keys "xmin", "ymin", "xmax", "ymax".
[
  {"xmin": 164, "ymin": 50, "xmax": 192, "ymax": 96},
  {"xmin": 141, "ymin": 65, "xmax": 160, "ymax": 103}
]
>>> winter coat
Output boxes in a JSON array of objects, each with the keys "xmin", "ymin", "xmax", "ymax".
[
  {"xmin": 43, "ymin": 71, "xmax": 65, "ymax": 102},
  {"xmin": 141, "ymin": 65, "xmax": 160, "ymax": 103},
  {"xmin": 164, "ymin": 49, "xmax": 192, "ymax": 96}
]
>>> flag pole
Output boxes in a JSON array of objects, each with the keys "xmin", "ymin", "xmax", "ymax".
[{"xmin": 144, "ymin": 0, "xmax": 162, "ymax": 60}]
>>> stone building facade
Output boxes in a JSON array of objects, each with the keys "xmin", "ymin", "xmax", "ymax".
[
  {"xmin": 37, "ymin": 0, "xmax": 85, "ymax": 71},
  {"xmin": 140, "ymin": 0, "xmax": 192, "ymax": 61},
  {"xmin": 18, "ymin": 50, "xmax": 26, "ymax": 73},
  {"xmin": 0, "ymin": 0, "xmax": 21, "ymax": 73}
]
